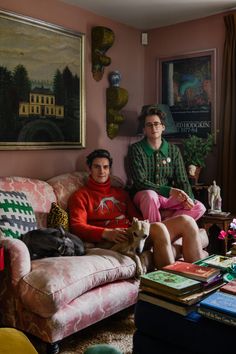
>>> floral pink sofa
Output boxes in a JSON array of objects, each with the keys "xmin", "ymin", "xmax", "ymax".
[
  {"xmin": 0, "ymin": 172, "xmax": 139, "ymax": 354},
  {"xmin": 0, "ymin": 172, "xmax": 209, "ymax": 354}
]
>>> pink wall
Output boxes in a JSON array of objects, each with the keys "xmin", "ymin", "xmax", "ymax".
[
  {"xmin": 0, "ymin": 1, "xmax": 231, "ymax": 183},
  {"xmin": 0, "ymin": 0, "xmax": 145, "ymax": 181},
  {"xmin": 144, "ymin": 13, "xmax": 228, "ymax": 182}
]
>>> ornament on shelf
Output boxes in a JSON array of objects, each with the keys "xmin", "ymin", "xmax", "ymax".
[
  {"xmin": 91, "ymin": 26, "xmax": 115, "ymax": 81},
  {"xmin": 106, "ymin": 71, "xmax": 128, "ymax": 139}
]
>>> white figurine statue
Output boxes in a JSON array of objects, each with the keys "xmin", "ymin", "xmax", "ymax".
[
  {"xmin": 208, "ymin": 180, "xmax": 222, "ymax": 211},
  {"xmin": 188, "ymin": 164, "xmax": 197, "ymax": 177}
]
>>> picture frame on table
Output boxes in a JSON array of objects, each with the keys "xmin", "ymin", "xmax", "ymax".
[
  {"xmin": 0, "ymin": 10, "xmax": 85, "ymax": 150},
  {"xmin": 157, "ymin": 49, "xmax": 216, "ymax": 141}
]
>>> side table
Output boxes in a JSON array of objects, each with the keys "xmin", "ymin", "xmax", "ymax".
[{"xmin": 198, "ymin": 213, "xmax": 233, "ymax": 255}]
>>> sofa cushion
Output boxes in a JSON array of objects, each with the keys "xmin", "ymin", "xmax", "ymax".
[
  {"xmin": 47, "ymin": 172, "xmax": 89, "ymax": 210},
  {"xmin": 0, "ymin": 191, "xmax": 37, "ymax": 238},
  {"xmin": 47, "ymin": 172, "xmax": 124, "ymax": 210},
  {"xmin": 47, "ymin": 202, "xmax": 69, "ymax": 230},
  {"xmin": 0, "ymin": 177, "xmax": 57, "ymax": 228},
  {"xmin": 19, "ymin": 248, "xmax": 136, "ymax": 318}
]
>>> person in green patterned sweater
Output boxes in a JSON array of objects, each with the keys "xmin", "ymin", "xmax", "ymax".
[{"xmin": 128, "ymin": 106, "xmax": 205, "ymax": 222}]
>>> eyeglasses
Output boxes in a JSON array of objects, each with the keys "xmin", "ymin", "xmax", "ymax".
[{"xmin": 145, "ymin": 122, "xmax": 163, "ymax": 128}]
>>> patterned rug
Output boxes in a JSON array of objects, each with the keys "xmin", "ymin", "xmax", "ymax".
[{"xmin": 33, "ymin": 307, "xmax": 135, "ymax": 354}]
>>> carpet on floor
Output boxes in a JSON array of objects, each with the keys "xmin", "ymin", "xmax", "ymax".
[{"xmin": 32, "ymin": 306, "xmax": 135, "ymax": 354}]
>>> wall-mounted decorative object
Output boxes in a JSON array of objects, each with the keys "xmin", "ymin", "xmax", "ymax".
[
  {"xmin": 141, "ymin": 32, "xmax": 148, "ymax": 46},
  {"xmin": 106, "ymin": 71, "xmax": 128, "ymax": 139},
  {"xmin": 0, "ymin": 10, "xmax": 85, "ymax": 150},
  {"xmin": 157, "ymin": 49, "xmax": 216, "ymax": 141},
  {"xmin": 91, "ymin": 26, "xmax": 115, "ymax": 81}
]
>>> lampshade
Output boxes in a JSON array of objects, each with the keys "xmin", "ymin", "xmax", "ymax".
[{"xmin": 139, "ymin": 104, "xmax": 178, "ymax": 136}]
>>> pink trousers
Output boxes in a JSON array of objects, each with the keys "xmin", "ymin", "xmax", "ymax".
[{"xmin": 133, "ymin": 190, "xmax": 206, "ymax": 222}]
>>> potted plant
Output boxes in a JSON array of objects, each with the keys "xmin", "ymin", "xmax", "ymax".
[{"xmin": 182, "ymin": 134, "xmax": 214, "ymax": 183}]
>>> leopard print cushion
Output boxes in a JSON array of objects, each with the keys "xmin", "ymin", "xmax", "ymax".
[{"xmin": 47, "ymin": 202, "xmax": 69, "ymax": 230}]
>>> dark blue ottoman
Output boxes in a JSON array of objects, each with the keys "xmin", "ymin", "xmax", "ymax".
[{"xmin": 133, "ymin": 300, "xmax": 235, "ymax": 354}]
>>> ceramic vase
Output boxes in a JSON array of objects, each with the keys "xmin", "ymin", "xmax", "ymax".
[{"xmin": 109, "ymin": 71, "xmax": 121, "ymax": 87}]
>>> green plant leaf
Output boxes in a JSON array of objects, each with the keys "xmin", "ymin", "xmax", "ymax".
[{"xmin": 183, "ymin": 134, "xmax": 214, "ymax": 167}]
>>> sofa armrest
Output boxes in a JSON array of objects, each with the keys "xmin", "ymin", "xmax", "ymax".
[{"xmin": 0, "ymin": 237, "xmax": 31, "ymax": 287}]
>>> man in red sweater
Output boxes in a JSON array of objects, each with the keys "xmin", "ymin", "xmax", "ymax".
[{"xmin": 68, "ymin": 149, "xmax": 205, "ymax": 268}]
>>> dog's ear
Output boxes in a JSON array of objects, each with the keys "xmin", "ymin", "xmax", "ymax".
[{"xmin": 132, "ymin": 217, "xmax": 138, "ymax": 224}]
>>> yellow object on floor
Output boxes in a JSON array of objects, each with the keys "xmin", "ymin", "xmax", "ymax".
[{"xmin": 0, "ymin": 328, "xmax": 38, "ymax": 354}]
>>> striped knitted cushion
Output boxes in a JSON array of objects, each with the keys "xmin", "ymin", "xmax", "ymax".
[{"xmin": 0, "ymin": 190, "xmax": 37, "ymax": 238}]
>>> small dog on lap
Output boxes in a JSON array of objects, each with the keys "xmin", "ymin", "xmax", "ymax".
[{"xmin": 111, "ymin": 217, "xmax": 151, "ymax": 276}]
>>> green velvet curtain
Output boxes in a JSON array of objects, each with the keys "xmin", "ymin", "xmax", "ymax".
[{"xmin": 218, "ymin": 14, "xmax": 236, "ymax": 213}]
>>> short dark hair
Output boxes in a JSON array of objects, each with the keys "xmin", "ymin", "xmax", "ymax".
[
  {"xmin": 86, "ymin": 149, "xmax": 113, "ymax": 168},
  {"xmin": 138, "ymin": 106, "xmax": 166, "ymax": 129}
]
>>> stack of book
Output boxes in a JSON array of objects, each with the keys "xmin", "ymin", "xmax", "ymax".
[
  {"xmin": 162, "ymin": 260, "xmax": 222, "ymax": 286},
  {"xmin": 139, "ymin": 262, "xmax": 224, "ymax": 316},
  {"xmin": 197, "ymin": 288, "xmax": 236, "ymax": 326},
  {"xmin": 193, "ymin": 254, "xmax": 236, "ymax": 326}
]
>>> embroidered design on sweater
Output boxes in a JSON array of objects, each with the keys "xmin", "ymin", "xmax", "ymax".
[
  {"xmin": 94, "ymin": 196, "xmax": 125, "ymax": 213},
  {"xmin": 104, "ymin": 214, "xmax": 128, "ymax": 226}
]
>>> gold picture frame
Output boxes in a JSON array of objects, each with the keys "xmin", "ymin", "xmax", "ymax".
[{"xmin": 0, "ymin": 9, "xmax": 85, "ymax": 150}]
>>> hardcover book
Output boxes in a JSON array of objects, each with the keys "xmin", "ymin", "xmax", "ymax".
[
  {"xmin": 198, "ymin": 306, "xmax": 236, "ymax": 327},
  {"xmin": 140, "ymin": 280, "xmax": 224, "ymax": 306},
  {"xmin": 138, "ymin": 291, "xmax": 196, "ymax": 316},
  {"xmin": 140, "ymin": 270, "xmax": 202, "ymax": 295},
  {"xmin": 162, "ymin": 261, "xmax": 220, "ymax": 282},
  {"xmin": 199, "ymin": 291, "xmax": 236, "ymax": 317},
  {"xmin": 220, "ymin": 280, "xmax": 236, "ymax": 295},
  {"xmin": 201, "ymin": 255, "xmax": 236, "ymax": 271},
  {"xmin": 201, "ymin": 273, "xmax": 224, "ymax": 289}
]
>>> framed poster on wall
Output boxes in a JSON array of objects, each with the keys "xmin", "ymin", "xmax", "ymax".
[
  {"xmin": 157, "ymin": 49, "xmax": 216, "ymax": 140},
  {"xmin": 0, "ymin": 10, "xmax": 85, "ymax": 150}
]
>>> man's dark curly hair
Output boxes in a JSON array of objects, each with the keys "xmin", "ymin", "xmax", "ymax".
[
  {"xmin": 138, "ymin": 105, "xmax": 166, "ymax": 129},
  {"xmin": 86, "ymin": 149, "xmax": 113, "ymax": 168}
]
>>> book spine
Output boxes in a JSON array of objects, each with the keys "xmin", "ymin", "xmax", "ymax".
[{"xmin": 198, "ymin": 307, "xmax": 236, "ymax": 327}]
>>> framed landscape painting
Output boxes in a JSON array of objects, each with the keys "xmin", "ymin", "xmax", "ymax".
[
  {"xmin": 157, "ymin": 49, "xmax": 216, "ymax": 140},
  {"xmin": 0, "ymin": 10, "xmax": 85, "ymax": 149}
]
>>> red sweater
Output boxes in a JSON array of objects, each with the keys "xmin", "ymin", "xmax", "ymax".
[{"xmin": 68, "ymin": 176, "xmax": 141, "ymax": 242}]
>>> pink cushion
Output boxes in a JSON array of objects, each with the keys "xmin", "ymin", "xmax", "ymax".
[
  {"xmin": 47, "ymin": 172, "xmax": 124, "ymax": 210},
  {"xmin": 0, "ymin": 177, "xmax": 56, "ymax": 227},
  {"xmin": 19, "ymin": 248, "xmax": 136, "ymax": 318},
  {"xmin": 47, "ymin": 172, "xmax": 88, "ymax": 210}
]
